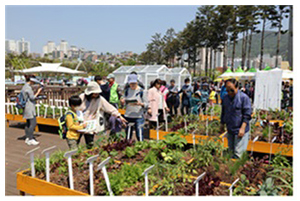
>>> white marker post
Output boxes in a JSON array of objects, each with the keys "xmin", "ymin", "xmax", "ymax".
[
  {"xmin": 58, "ymin": 106, "xmax": 63, "ymax": 117},
  {"xmin": 142, "ymin": 165, "xmax": 155, "ymax": 196},
  {"xmin": 127, "ymin": 122, "xmax": 135, "ymax": 141},
  {"xmin": 193, "ymin": 172, "xmax": 206, "ymax": 196},
  {"xmin": 229, "ymin": 178, "xmax": 240, "ymax": 196},
  {"xmin": 138, "ymin": 123, "xmax": 144, "ymax": 142},
  {"xmin": 97, "ymin": 157, "xmax": 113, "ymax": 196},
  {"xmin": 10, "ymin": 103, "xmax": 15, "ymax": 115},
  {"xmin": 156, "ymin": 113, "xmax": 160, "ymax": 141},
  {"xmin": 64, "ymin": 149, "xmax": 77, "ymax": 190},
  {"xmin": 36, "ymin": 104, "xmax": 40, "ymax": 117},
  {"xmin": 5, "ymin": 103, "xmax": 10, "ymax": 114},
  {"xmin": 192, "ymin": 130, "xmax": 196, "ymax": 149},
  {"xmin": 44, "ymin": 104, "xmax": 49, "ymax": 118},
  {"xmin": 41, "ymin": 146, "xmax": 56, "ymax": 182},
  {"xmin": 15, "ymin": 103, "xmax": 19, "ymax": 115},
  {"xmin": 251, "ymin": 136, "xmax": 259, "ymax": 155},
  {"xmin": 269, "ymin": 136, "xmax": 277, "ymax": 163},
  {"xmin": 50, "ymin": 106, "xmax": 56, "ymax": 119},
  {"xmin": 25, "ymin": 146, "xmax": 40, "ymax": 178},
  {"xmin": 165, "ymin": 113, "xmax": 169, "ymax": 132},
  {"xmin": 184, "ymin": 116, "xmax": 187, "ymax": 133},
  {"xmin": 86, "ymin": 155, "xmax": 99, "ymax": 196}
]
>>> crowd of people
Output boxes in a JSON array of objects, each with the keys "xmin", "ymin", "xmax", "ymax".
[{"xmin": 19, "ymin": 72, "xmax": 293, "ymax": 159}]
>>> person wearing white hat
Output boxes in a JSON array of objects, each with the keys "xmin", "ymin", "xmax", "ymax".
[
  {"xmin": 21, "ymin": 74, "xmax": 44, "ymax": 146},
  {"xmin": 78, "ymin": 81, "xmax": 127, "ymax": 149}
]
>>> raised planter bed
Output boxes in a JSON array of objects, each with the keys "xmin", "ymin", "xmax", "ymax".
[
  {"xmin": 150, "ymin": 130, "xmax": 293, "ymax": 157},
  {"xmin": 17, "ymin": 169, "xmax": 88, "ymax": 196}
]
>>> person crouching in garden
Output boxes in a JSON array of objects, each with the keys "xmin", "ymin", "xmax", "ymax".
[
  {"xmin": 65, "ymin": 96, "xmax": 87, "ymax": 150},
  {"xmin": 120, "ymin": 74, "xmax": 149, "ymax": 141},
  {"xmin": 78, "ymin": 81, "xmax": 127, "ymax": 149},
  {"xmin": 220, "ymin": 79, "xmax": 252, "ymax": 159}
]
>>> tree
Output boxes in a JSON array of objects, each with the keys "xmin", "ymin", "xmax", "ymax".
[
  {"xmin": 147, "ymin": 33, "xmax": 165, "ymax": 64},
  {"xmin": 215, "ymin": 5, "xmax": 235, "ymax": 72},
  {"xmin": 269, "ymin": 5, "xmax": 290, "ymax": 67},
  {"xmin": 247, "ymin": 6, "xmax": 260, "ymax": 68},
  {"xmin": 258, "ymin": 5, "xmax": 276, "ymax": 70},
  {"xmin": 163, "ymin": 28, "xmax": 181, "ymax": 67},
  {"xmin": 196, "ymin": 5, "xmax": 216, "ymax": 76}
]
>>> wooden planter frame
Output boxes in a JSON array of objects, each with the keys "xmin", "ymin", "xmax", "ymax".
[
  {"xmin": 16, "ymin": 169, "xmax": 88, "ymax": 196},
  {"xmin": 149, "ymin": 130, "xmax": 293, "ymax": 157}
]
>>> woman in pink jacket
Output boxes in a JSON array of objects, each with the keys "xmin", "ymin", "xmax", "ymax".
[{"xmin": 147, "ymin": 79, "xmax": 169, "ymax": 129}]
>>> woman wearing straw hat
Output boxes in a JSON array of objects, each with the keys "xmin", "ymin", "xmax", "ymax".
[{"xmin": 78, "ymin": 81, "xmax": 127, "ymax": 149}]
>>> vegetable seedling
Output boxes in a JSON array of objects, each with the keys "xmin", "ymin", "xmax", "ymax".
[
  {"xmin": 142, "ymin": 164, "xmax": 155, "ymax": 196},
  {"xmin": 41, "ymin": 145, "xmax": 56, "ymax": 182},
  {"xmin": 97, "ymin": 157, "xmax": 113, "ymax": 196},
  {"xmin": 193, "ymin": 172, "xmax": 206, "ymax": 196},
  {"xmin": 64, "ymin": 149, "xmax": 77, "ymax": 190},
  {"xmin": 25, "ymin": 146, "xmax": 40, "ymax": 178}
]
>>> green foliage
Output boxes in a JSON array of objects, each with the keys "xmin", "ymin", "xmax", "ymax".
[
  {"xmin": 257, "ymin": 178, "xmax": 279, "ymax": 195},
  {"xmin": 229, "ymin": 152, "xmax": 248, "ymax": 176},
  {"xmin": 123, "ymin": 146, "xmax": 137, "ymax": 158},
  {"xmin": 233, "ymin": 174, "xmax": 256, "ymax": 195},
  {"xmin": 162, "ymin": 133, "xmax": 187, "ymax": 149}
]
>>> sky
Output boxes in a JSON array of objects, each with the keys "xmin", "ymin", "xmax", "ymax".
[{"xmin": 5, "ymin": 5, "xmax": 289, "ymax": 55}]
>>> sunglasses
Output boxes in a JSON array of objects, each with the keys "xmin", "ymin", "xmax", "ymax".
[{"xmin": 226, "ymin": 89, "xmax": 235, "ymax": 93}]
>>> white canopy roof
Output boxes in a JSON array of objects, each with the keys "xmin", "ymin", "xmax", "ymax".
[
  {"xmin": 19, "ymin": 62, "xmax": 85, "ymax": 74},
  {"xmin": 270, "ymin": 68, "xmax": 293, "ymax": 79}
]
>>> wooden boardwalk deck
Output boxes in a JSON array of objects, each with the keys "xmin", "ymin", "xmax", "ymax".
[{"xmin": 5, "ymin": 121, "xmax": 100, "ymax": 195}]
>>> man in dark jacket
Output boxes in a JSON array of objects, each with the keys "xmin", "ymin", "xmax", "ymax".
[{"xmin": 220, "ymin": 79, "xmax": 252, "ymax": 159}]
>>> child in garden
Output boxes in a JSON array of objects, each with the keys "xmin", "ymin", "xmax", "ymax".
[{"xmin": 65, "ymin": 95, "xmax": 87, "ymax": 150}]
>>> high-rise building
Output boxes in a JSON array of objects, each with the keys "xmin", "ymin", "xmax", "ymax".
[
  {"xmin": 43, "ymin": 45, "xmax": 48, "ymax": 56},
  {"xmin": 17, "ymin": 38, "xmax": 30, "ymax": 54},
  {"xmin": 60, "ymin": 40, "xmax": 68, "ymax": 55},
  {"xmin": 5, "ymin": 39, "xmax": 17, "ymax": 54},
  {"xmin": 47, "ymin": 41, "xmax": 56, "ymax": 54}
]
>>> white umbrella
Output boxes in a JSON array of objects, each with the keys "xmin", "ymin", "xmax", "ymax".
[{"xmin": 20, "ymin": 62, "xmax": 86, "ymax": 74}]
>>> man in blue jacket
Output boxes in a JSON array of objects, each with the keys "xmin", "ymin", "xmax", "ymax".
[{"xmin": 220, "ymin": 79, "xmax": 252, "ymax": 159}]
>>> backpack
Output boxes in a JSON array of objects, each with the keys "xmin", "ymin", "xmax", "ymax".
[
  {"xmin": 124, "ymin": 88, "xmax": 144, "ymax": 99},
  {"xmin": 16, "ymin": 92, "xmax": 27, "ymax": 109},
  {"xmin": 58, "ymin": 111, "xmax": 75, "ymax": 139}
]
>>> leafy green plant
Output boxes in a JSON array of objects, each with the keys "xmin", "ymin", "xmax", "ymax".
[
  {"xmin": 162, "ymin": 133, "xmax": 187, "ymax": 149},
  {"xmin": 233, "ymin": 174, "xmax": 256, "ymax": 196},
  {"xmin": 257, "ymin": 178, "xmax": 279, "ymax": 195},
  {"xmin": 123, "ymin": 146, "xmax": 137, "ymax": 158}
]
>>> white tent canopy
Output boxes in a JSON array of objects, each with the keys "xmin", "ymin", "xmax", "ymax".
[
  {"xmin": 17, "ymin": 62, "xmax": 86, "ymax": 74},
  {"xmin": 270, "ymin": 68, "xmax": 293, "ymax": 79},
  {"xmin": 112, "ymin": 65, "xmax": 191, "ymax": 90}
]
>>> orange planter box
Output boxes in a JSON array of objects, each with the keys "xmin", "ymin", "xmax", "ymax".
[
  {"xmin": 6, "ymin": 114, "xmax": 59, "ymax": 127},
  {"xmin": 150, "ymin": 130, "xmax": 293, "ymax": 157},
  {"xmin": 149, "ymin": 130, "xmax": 224, "ymax": 145},
  {"xmin": 219, "ymin": 134, "xmax": 292, "ymax": 157},
  {"xmin": 198, "ymin": 114, "xmax": 220, "ymax": 121},
  {"xmin": 17, "ymin": 169, "xmax": 88, "ymax": 196}
]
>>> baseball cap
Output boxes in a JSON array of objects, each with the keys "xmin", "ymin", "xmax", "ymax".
[{"xmin": 128, "ymin": 74, "xmax": 138, "ymax": 84}]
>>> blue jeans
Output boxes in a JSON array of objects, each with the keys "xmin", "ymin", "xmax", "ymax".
[
  {"xmin": 125, "ymin": 117, "xmax": 145, "ymax": 141},
  {"xmin": 227, "ymin": 131, "xmax": 249, "ymax": 159}
]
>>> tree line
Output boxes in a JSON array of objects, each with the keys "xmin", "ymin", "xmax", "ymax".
[{"xmin": 139, "ymin": 5, "xmax": 291, "ymax": 76}]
